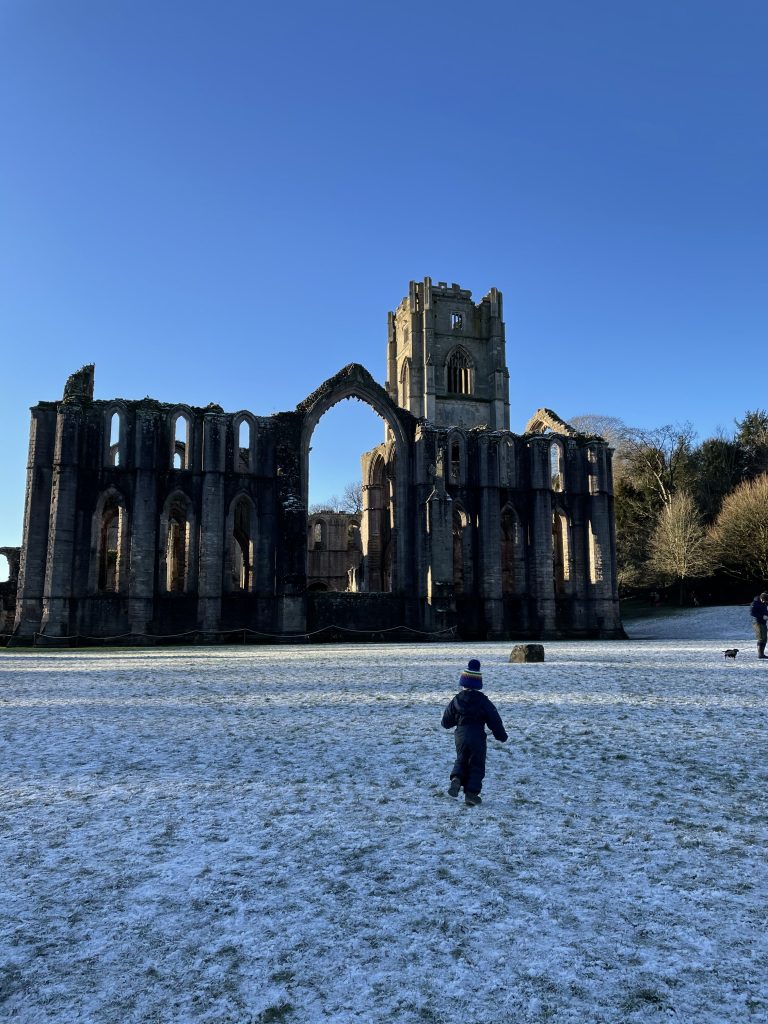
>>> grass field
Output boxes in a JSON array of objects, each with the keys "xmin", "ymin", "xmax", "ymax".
[{"xmin": 2, "ymin": 608, "xmax": 766, "ymax": 1022}]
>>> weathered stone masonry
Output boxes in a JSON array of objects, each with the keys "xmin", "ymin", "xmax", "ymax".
[{"xmin": 8, "ymin": 279, "xmax": 624, "ymax": 644}]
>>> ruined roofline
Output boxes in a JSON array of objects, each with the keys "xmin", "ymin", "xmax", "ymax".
[{"xmin": 524, "ymin": 408, "xmax": 580, "ymax": 438}]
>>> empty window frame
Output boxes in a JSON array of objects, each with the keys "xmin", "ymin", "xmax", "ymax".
[
  {"xmin": 237, "ymin": 418, "xmax": 252, "ymax": 472},
  {"xmin": 165, "ymin": 497, "xmax": 192, "ymax": 592},
  {"xmin": 172, "ymin": 412, "xmax": 191, "ymax": 470},
  {"xmin": 97, "ymin": 497, "xmax": 126, "ymax": 592},
  {"xmin": 313, "ymin": 520, "xmax": 324, "ymax": 549},
  {"xmin": 107, "ymin": 410, "xmax": 123, "ymax": 467},
  {"xmin": 231, "ymin": 496, "xmax": 254, "ymax": 591},
  {"xmin": 446, "ymin": 348, "xmax": 473, "ymax": 395},
  {"xmin": 552, "ymin": 509, "xmax": 571, "ymax": 592},
  {"xmin": 550, "ymin": 441, "xmax": 565, "ymax": 492},
  {"xmin": 451, "ymin": 312, "xmax": 463, "ymax": 330}
]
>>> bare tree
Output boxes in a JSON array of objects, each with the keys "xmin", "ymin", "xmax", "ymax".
[
  {"xmin": 308, "ymin": 481, "xmax": 363, "ymax": 515},
  {"xmin": 622, "ymin": 422, "xmax": 697, "ymax": 506},
  {"xmin": 341, "ymin": 480, "xmax": 363, "ymax": 514},
  {"xmin": 648, "ymin": 490, "xmax": 713, "ymax": 603},
  {"xmin": 568, "ymin": 414, "xmax": 633, "ymax": 450},
  {"xmin": 709, "ymin": 473, "xmax": 768, "ymax": 582}
]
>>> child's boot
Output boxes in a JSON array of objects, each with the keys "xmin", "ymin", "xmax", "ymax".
[
  {"xmin": 465, "ymin": 792, "xmax": 482, "ymax": 806},
  {"xmin": 447, "ymin": 777, "xmax": 462, "ymax": 798}
]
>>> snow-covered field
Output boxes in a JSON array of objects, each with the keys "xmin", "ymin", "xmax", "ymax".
[{"xmin": 2, "ymin": 607, "xmax": 767, "ymax": 1023}]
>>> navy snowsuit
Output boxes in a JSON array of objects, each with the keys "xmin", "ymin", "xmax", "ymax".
[{"xmin": 441, "ymin": 689, "xmax": 508, "ymax": 794}]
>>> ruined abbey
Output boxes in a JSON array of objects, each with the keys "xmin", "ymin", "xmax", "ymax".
[{"xmin": 5, "ymin": 278, "xmax": 623, "ymax": 645}]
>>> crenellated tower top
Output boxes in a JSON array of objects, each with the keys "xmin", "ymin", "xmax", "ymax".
[{"xmin": 386, "ymin": 278, "xmax": 509, "ymax": 431}]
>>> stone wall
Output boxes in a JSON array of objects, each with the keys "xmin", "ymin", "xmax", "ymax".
[{"xmin": 8, "ymin": 281, "xmax": 624, "ymax": 645}]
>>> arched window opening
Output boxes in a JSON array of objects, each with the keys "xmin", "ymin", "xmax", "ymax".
[
  {"xmin": 172, "ymin": 413, "xmax": 190, "ymax": 470},
  {"xmin": 231, "ymin": 497, "xmax": 254, "ymax": 591},
  {"xmin": 307, "ymin": 397, "xmax": 392, "ymax": 594},
  {"xmin": 238, "ymin": 419, "xmax": 251, "ymax": 472},
  {"xmin": 552, "ymin": 510, "xmax": 571, "ymax": 593},
  {"xmin": 399, "ymin": 358, "xmax": 411, "ymax": 409},
  {"xmin": 550, "ymin": 441, "xmax": 564, "ymax": 492},
  {"xmin": 313, "ymin": 520, "xmax": 324, "ymax": 549},
  {"xmin": 165, "ymin": 498, "xmax": 192, "ymax": 592},
  {"xmin": 98, "ymin": 498, "xmax": 126, "ymax": 592},
  {"xmin": 446, "ymin": 348, "xmax": 473, "ymax": 395},
  {"xmin": 108, "ymin": 411, "xmax": 122, "ymax": 467},
  {"xmin": 0, "ymin": 553, "xmax": 8, "ymax": 585}
]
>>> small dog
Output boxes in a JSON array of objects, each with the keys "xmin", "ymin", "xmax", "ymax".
[{"xmin": 723, "ymin": 649, "xmax": 739, "ymax": 659}]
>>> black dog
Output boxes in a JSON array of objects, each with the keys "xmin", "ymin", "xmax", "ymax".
[{"xmin": 723, "ymin": 649, "xmax": 739, "ymax": 659}]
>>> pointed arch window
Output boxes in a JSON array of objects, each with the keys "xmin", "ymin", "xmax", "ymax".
[
  {"xmin": 550, "ymin": 441, "xmax": 565, "ymax": 492},
  {"xmin": 106, "ymin": 410, "xmax": 124, "ymax": 467},
  {"xmin": 234, "ymin": 416, "xmax": 255, "ymax": 473},
  {"xmin": 446, "ymin": 348, "xmax": 474, "ymax": 395},
  {"xmin": 162, "ymin": 494, "xmax": 194, "ymax": 593},
  {"xmin": 552, "ymin": 509, "xmax": 571, "ymax": 593},
  {"xmin": 399, "ymin": 358, "xmax": 411, "ymax": 409},
  {"xmin": 231, "ymin": 496, "xmax": 255, "ymax": 591},
  {"xmin": 96, "ymin": 494, "xmax": 128, "ymax": 592},
  {"xmin": 171, "ymin": 412, "xmax": 191, "ymax": 470}
]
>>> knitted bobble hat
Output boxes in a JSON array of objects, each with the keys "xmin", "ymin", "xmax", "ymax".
[{"xmin": 459, "ymin": 658, "xmax": 483, "ymax": 689}]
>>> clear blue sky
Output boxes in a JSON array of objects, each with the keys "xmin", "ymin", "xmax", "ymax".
[{"xmin": 1, "ymin": 0, "xmax": 766, "ymax": 558}]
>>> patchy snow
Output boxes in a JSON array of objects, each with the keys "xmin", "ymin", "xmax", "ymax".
[
  {"xmin": 624, "ymin": 603, "xmax": 756, "ymax": 643},
  {"xmin": 2, "ymin": 617, "xmax": 767, "ymax": 1022}
]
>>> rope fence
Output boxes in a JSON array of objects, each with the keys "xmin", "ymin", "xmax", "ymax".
[{"xmin": 3, "ymin": 623, "xmax": 458, "ymax": 649}]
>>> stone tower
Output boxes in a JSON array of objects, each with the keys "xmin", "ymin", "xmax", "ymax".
[{"xmin": 386, "ymin": 278, "xmax": 509, "ymax": 430}]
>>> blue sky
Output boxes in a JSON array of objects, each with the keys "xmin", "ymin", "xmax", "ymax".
[{"xmin": 1, "ymin": 0, "xmax": 766, "ymax": 557}]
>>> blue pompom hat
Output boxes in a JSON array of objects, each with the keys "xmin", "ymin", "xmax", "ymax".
[{"xmin": 459, "ymin": 658, "xmax": 483, "ymax": 689}]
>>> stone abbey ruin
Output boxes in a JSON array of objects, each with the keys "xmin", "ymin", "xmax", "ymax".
[{"xmin": 4, "ymin": 278, "xmax": 623, "ymax": 645}]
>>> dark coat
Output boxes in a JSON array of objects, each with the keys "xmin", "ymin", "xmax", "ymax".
[
  {"xmin": 441, "ymin": 689, "xmax": 508, "ymax": 742},
  {"xmin": 750, "ymin": 598, "xmax": 768, "ymax": 622}
]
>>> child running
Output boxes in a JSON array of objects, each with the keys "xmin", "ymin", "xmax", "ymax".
[{"xmin": 441, "ymin": 658, "xmax": 508, "ymax": 806}]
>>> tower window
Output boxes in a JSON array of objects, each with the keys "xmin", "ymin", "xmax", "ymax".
[
  {"xmin": 451, "ymin": 312, "xmax": 463, "ymax": 330},
  {"xmin": 446, "ymin": 348, "xmax": 473, "ymax": 395}
]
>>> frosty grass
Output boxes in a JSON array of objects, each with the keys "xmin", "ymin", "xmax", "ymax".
[{"xmin": 2, "ymin": 606, "xmax": 767, "ymax": 1023}]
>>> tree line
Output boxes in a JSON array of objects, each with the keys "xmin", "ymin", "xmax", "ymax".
[{"xmin": 570, "ymin": 410, "xmax": 768, "ymax": 604}]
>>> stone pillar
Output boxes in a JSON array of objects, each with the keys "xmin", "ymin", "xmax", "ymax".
[
  {"xmin": 275, "ymin": 414, "xmax": 307, "ymax": 636},
  {"xmin": 425, "ymin": 448, "xmax": 454, "ymax": 630},
  {"xmin": 197, "ymin": 411, "xmax": 227, "ymax": 633},
  {"xmin": 422, "ymin": 279, "xmax": 437, "ymax": 424},
  {"xmin": 527, "ymin": 438, "xmax": 557, "ymax": 635},
  {"xmin": 477, "ymin": 436, "xmax": 504, "ymax": 638},
  {"xmin": 12, "ymin": 407, "xmax": 57, "ymax": 641},
  {"xmin": 39, "ymin": 406, "xmax": 83, "ymax": 638},
  {"xmin": 128, "ymin": 407, "xmax": 161, "ymax": 636}
]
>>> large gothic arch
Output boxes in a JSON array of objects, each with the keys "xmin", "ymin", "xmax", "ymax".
[{"xmin": 297, "ymin": 363, "xmax": 413, "ymax": 593}]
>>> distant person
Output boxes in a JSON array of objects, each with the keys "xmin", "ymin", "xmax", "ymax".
[
  {"xmin": 441, "ymin": 658, "xmax": 508, "ymax": 806},
  {"xmin": 749, "ymin": 592, "xmax": 768, "ymax": 659}
]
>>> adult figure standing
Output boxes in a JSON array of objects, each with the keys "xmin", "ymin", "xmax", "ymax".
[{"xmin": 749, "ymin": 592, "xmax": 768, "ymax": 659}]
